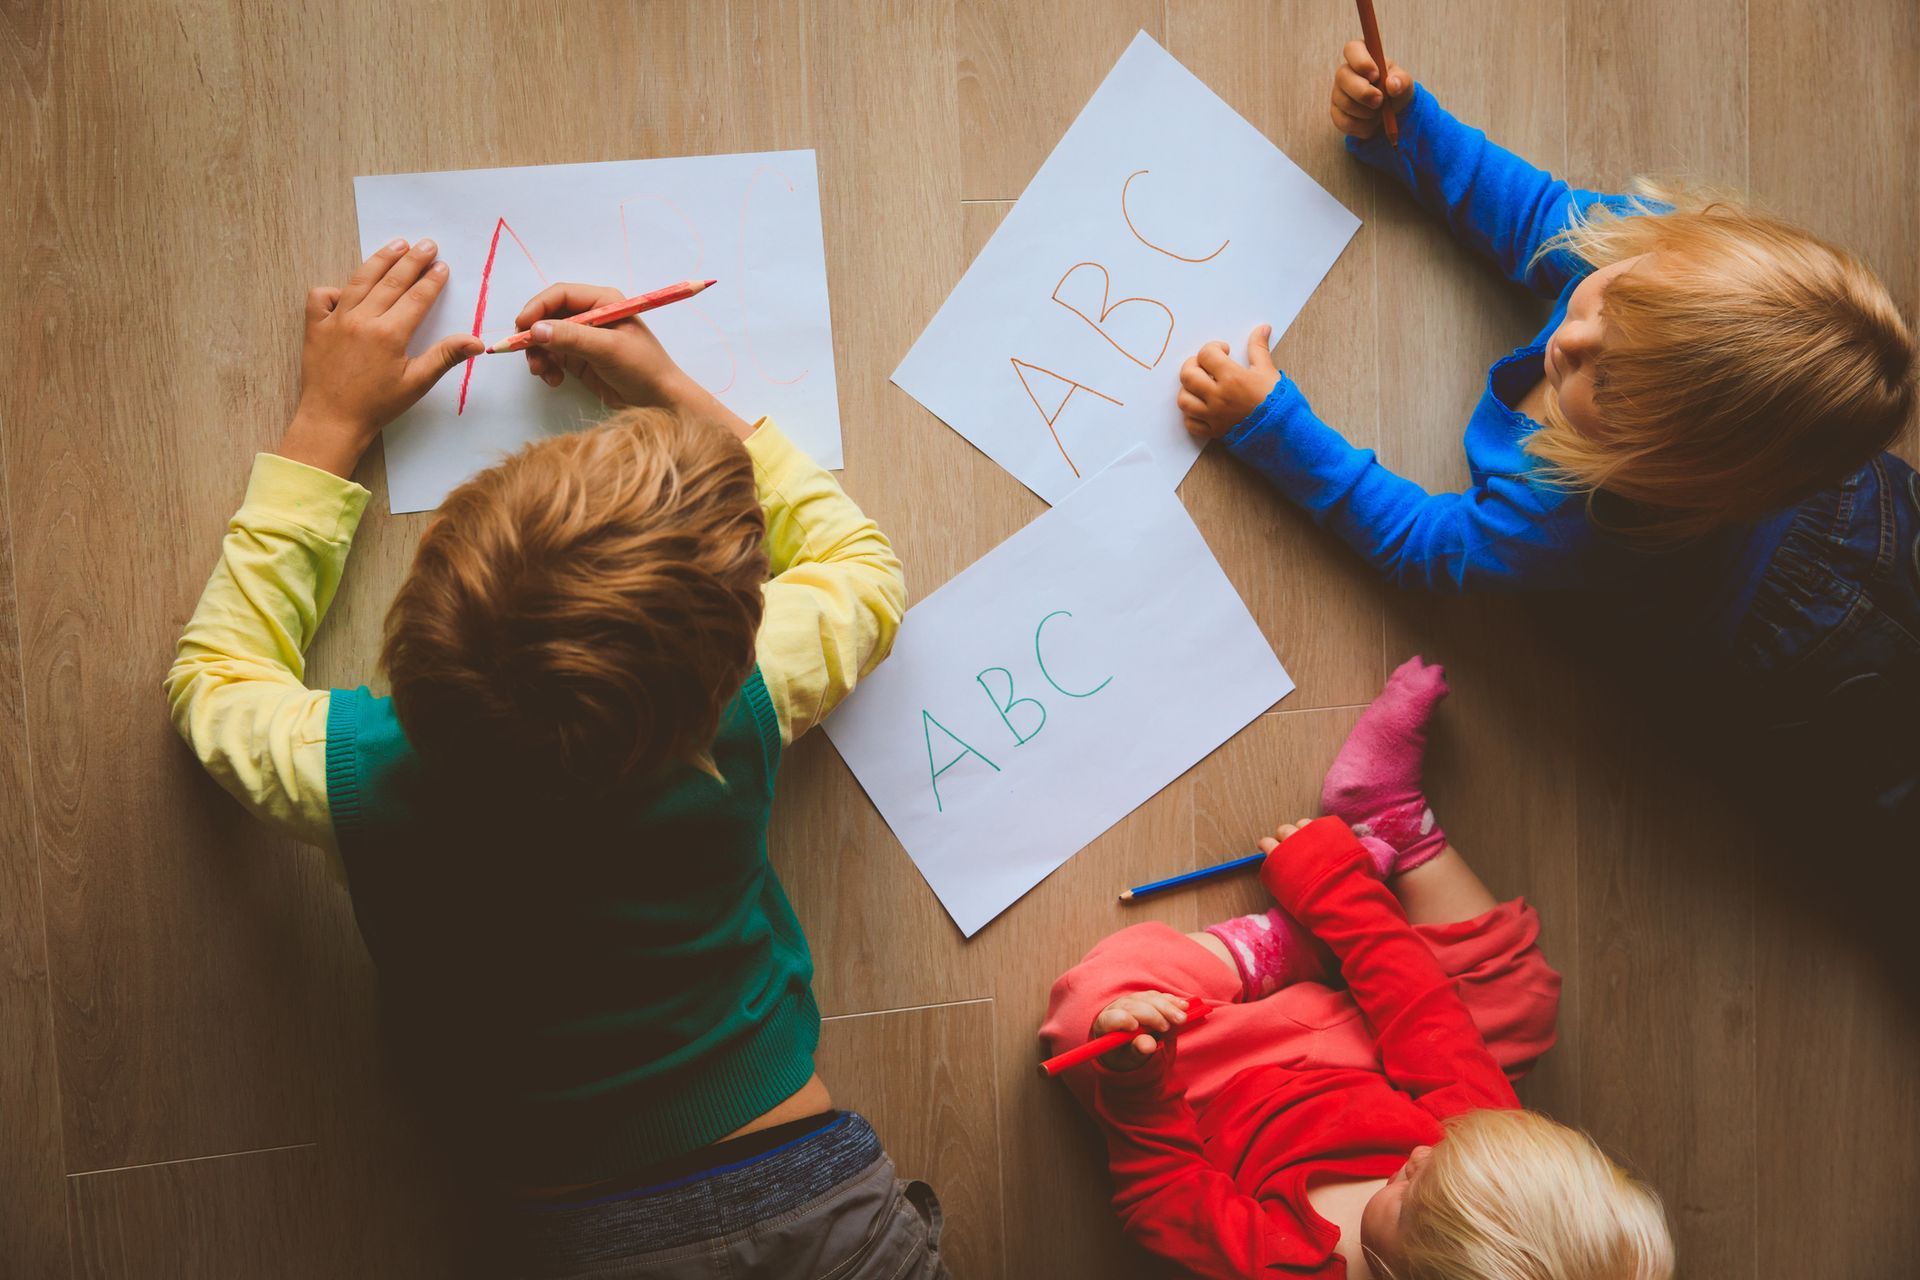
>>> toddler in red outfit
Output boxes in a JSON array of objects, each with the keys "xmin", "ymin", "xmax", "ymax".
[{"xmin": 1041, "ymin": 661, "xmax": 1673, "ymax": 1280}]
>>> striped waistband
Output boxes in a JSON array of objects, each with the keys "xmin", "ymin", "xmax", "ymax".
[{"xmin": 505, "ymin": 1111, "xmax": 885, "ymax": 1267}]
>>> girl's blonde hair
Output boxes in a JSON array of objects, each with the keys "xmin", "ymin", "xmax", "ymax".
[
  {"xmin": 1527, "ymin": 184, "xmax": 1916, "ymax": 542},
  {"xmin": 1396, "ymin": 1110, "xmax": 1674, "ymax": 1280}
]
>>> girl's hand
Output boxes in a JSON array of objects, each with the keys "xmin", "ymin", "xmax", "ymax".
[
  {"xmin": 278, "ymin": 240, "xmax": 485, "ymax": 479},
  {"xmin": 1092, "ymin": 990, "xmax": 1191, "ymax": 1071},
  {"xmin": 1257, "ymin": 817, "xmax": 1324, "ymax": 855},
  {"xmin": 1331, "ymin": 39, "xmax": 1415, "ymax": 139},
  {"xmin": 1178, "ymin": 324, "xmax": 1282, "ymax": 439},
  {"xmin": 515, "ymin": 283, "xmax": 753, "ymax": 440}
]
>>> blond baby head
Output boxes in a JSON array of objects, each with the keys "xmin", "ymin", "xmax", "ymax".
[
  {"xmin": 381, "ymin": 406, "xmax": 767, "ymax": 794},
  {"xmin": 1365, "ymin": 1110, "xmax": 1674, "ymax": 1280},
  {"xmin": 1528, "ymin": 189, "xmax": 1916, "ymax": 542}
]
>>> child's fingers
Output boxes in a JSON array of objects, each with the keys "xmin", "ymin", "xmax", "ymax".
[
  {"xmin": 1131, "ymin": 1034, "xmax": 1159, "ymax": 1058},
  {"xmin": 405, "ymin": 333, "xmax": 486, "ymax": 392},
  {"xmin": 1342, "ymin": 39, "xmax": 1379, "ymax": 83},
  {"xmin": 341, "ymin": 239, "xmax": 410, "ymax": 310},
  {"xmin": 362, "ymin": 240, "xmax": 438, "ymax": 316},
  {"xmin": 386, "ymin": 260, "xmax": 451, "ymax": 332},
  {"xmin": 1178, "ymin": 360, "xmax": 1215, "ymax": 394},
  {"xmin": 1194, "ymin": 341, "xmax": 1235, "ymax": 376},
  {"xmin": 1382, "ymin": 61, "xmax": 1412, "ymax": 101},
  {"xmin": 304, "ymin": 286, "xmax": 342, "ymax": 325},
  {"xmin": 1093, "ymin": 1005, "xmax": 1141, "ymax": 1036},
  {"xmin": 1334, "ymin": 63, "xmax": 1383, "ymax": 112},
  {"xmin": 1176, "ymin": 390, "xmax": 1207, "ymax": 419},
  {"xmin": 1258, "ymin": 836, "xmax": 1280, "ymax": 854},
  {"xmin": 514, "ymin": 282, "xmax": 626, "ymax": 331}
]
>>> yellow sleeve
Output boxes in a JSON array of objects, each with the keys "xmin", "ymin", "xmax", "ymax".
[
  {"xmin": 164, "ymin": 453, "xmax": 369, "ymax": 855},
  {"xmin": 745, "ymin": 418, "xmax": 908, "ymax": 743}
]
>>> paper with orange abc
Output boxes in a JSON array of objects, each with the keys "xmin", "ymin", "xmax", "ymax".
[{"xmin": 893, "ymin": 31, "xmax": 1359, "ymax": 504}]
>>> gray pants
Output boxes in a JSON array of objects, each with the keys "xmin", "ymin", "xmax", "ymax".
[{"xmin": 505, "ymin": 1113, "xmax": 948, "ymax": 1279}]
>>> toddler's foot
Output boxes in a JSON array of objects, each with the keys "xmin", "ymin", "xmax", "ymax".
[
  {"xmin": 1322, "ymin": 656, "xmax": 1450, "ymax": 875},
  {"xmin": 1205, "ymin": 908, "xmax": 1333, "ymax": 1000}
]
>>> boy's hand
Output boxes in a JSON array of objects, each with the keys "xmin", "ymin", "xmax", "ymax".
[
  {"xmin": 1092, "ymin": 990, "xmax": 1191, "ymax": 1071},
  {"xmin": 1178, "ymin": 324, "xmax": 1282, "ymax": 439},
  {"xmin": 1332, "ymin": 39, "xmax": 1415, "ymax": 139},
  {"xmin": 515, "ymin": 283, "xmax": 754, "ymax": 441},
  {"xmin": 278, "ymin": 239, "xmax": 485, "ymax": 479}
]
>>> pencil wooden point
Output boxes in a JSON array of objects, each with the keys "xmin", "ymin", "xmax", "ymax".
[{"xmin": 1117, "ymin": 889, "xmax": 1133, "ymax": 901}]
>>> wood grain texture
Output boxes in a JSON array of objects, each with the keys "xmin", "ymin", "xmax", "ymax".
[
  {"xmin": 818, "ymin": 1001, "xmax": 1004, "ymax": 1280},
  {"xmin": 1567, "ymin": 0, "xmax": 1747, "ymax": 189},
  {"xmin": 1574, "ymin": 684, "xmax": 1758, "ymax": 1278},
  {"xmin": 67, "ymin": 1146, "xmax": 327, "ymax": 1280},
  {"xmin": 956, "ymin": 0, "xmax": 1163, "ymax": 201},
  {"xmin": 0, "ymin": 7, "xmax": 73, "ymax": 1274},
  {"xmin": 0, "ymin": 406, "xmax": 72, "ymax": 1280}
]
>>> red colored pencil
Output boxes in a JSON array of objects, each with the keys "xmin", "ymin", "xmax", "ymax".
[
  {"xmin": 1354, "ymin": 0, "xmax": 1400, "ymax": 147},
  {"xmin": 1037, "ymin": 999, "xmax": 1213, "ymax": 1078},
  {"xmin": 485, "ymin": 278, "xmax": 718, "ymax": 354}
]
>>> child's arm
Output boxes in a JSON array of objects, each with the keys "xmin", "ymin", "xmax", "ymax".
[
  {"xmin": 1332, "ymin": 42, "xmax": 1630, "ymax": 298},
  {"xmin": 1178, "ymin": 334, "xmax": 1578, "ymax": 592},
  {"xmin": 746, "ymin": 426, "xmax": 906, "ymax": 742},
  {"xmin": 516, "ymin": 285, "xmax": 908, "ymax": 744},
  {"xmin": 166, "ymin": 241, "xmax": 484, "ymax": 849},
  {"xmin": 1091, "ymin": 1044, "xmax": 1345, "ymax": 1278},
  {"xmin": 1260, "ymin": 818, "xmax": 1520, "ymax": 1119}
]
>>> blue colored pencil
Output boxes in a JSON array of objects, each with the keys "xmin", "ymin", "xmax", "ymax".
[{"xmin": 1119, "ymin": 851, "xmax": 1266, "ymax": 902}]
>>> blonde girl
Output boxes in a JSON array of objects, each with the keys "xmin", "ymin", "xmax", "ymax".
[{"xmin": 1179, "ymin": 39, "xmax": 1920, "ymax": 823}]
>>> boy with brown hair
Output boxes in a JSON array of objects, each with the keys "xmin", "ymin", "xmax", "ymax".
[{"xmin": 167, "ymin": 240, "xmax": 944, "ymax": 1277}]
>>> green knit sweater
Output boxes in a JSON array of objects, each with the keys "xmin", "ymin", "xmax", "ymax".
[{"xmin": 324, "ymin": 669, "xmax": 818, "ymax": 1183}]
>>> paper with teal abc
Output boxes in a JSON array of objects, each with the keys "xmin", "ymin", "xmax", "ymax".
[
  {"xmin": 823, "ymin": 448, "xmax": 1293, "ymax": 936},
  {"xmin": 353, "ymin": 150, "xmax": 840, "ymax": 513},
  {"xmin": 892, "ymin": 31, "xmax": 1359, "ymax": 505}
]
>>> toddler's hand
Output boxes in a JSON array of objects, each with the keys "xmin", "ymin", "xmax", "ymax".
[
  {"xmin": 516, "ymin": 283, "xmax": 752, "ymax": 439},
  {"xmin": 1178, "ymin": 325, "xmax": 1282, "ymax": 439},
  {"xmin": 1259, "ymin": 818, "xmax": 1323, "ymax": 854},
  {"xmin": 278, "ymin": 239, "xmax": 485, "ymax": 479},
  {"xmin": 1092, "ymin": 990, "xmax": 1191, "ymax": 1072},
  {"xmin": 1331, "ymin": 39, "xmax": 1415, "ymax": 139}
]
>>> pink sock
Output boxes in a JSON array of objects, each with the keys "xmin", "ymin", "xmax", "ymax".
[
  {"xmin": 1322, "ymin": 656, "xmax": 1451, "ymax": 875},
  {"xmin": 1206, "ymin": 908, "xmax": 1334, "ymax": 1000}
]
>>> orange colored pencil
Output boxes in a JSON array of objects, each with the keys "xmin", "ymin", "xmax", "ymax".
[
  {"xmin": 1354, "ymin": 0, "xmax": 1399, "ymax": 147},
  {"xmin": 485, "ymin": 278, "xmax": 718, "ymax": 354}
]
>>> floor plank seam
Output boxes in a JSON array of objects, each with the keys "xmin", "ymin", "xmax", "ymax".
[
  {"xmin": 65, "ymin": 1142, "xmax": 317, "ymax": 1181},
  {"xmin": 820, "ymin": 997, "xmax": 994, "ymax": 1023}
]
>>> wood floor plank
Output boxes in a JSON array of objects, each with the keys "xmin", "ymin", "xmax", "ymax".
[
  {"xmin": 1567, "ymin": 0, "xmax": 1747, "ymax": 189},
  {"xmin": 0, "ymin": 379, "xmax": 73, "ymax": 1280},
  {"xmin": 1574, "ymin": 686, "xmax": 1758, "ymax": 1278},
  {"xmin": 0, "ymin": 6, "xmax": 75, "ymax": 1275},
  {"xmin": 1751, "ymin": 0, "xmax": 1919, "ymax": 470},
  {"xmin": 955, "ymin": 0, "xmax": 1163, "ymax": 202},
  {"xmin": 67, "ymin": 1146, "xmax": 328, "ymax": 1280},
  {"xmin": 1754, "ymin": 951, "xmax": 1920, "ymax": 1275},
  {"xmin": 818, "ymin": 1002, "xmax": 1004, "ymax": 1280},
  {"xmin": 1168, "ymin": 0, "xmax": 1393, "ymax": 712}
]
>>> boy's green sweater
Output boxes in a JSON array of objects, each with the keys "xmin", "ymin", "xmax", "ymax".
[{"xmin": 324, "ymin": 668, "xmax": 817, "ymax": 1184}]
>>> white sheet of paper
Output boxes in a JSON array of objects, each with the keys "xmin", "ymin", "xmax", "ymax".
[
  {"xmin": 893, "ymin": 32, "xmax": 1359, "ymax": 505},
  {"xmin": 354, "ymin": 150, "xmax": 841, "ymax": 512},
  {"xmin": 823, "ymin": 447, "xmax": 1293, "ymax": 936}
]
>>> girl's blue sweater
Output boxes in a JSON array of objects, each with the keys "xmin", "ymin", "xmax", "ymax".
[{"xmin": 1223, "ymin": 86, "xmax": 1791, "ymax": 645}]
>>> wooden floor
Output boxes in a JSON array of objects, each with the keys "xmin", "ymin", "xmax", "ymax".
[{"xmin": 4, "ymin": 2, "xmax": 1917, "ymax": 1276}]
